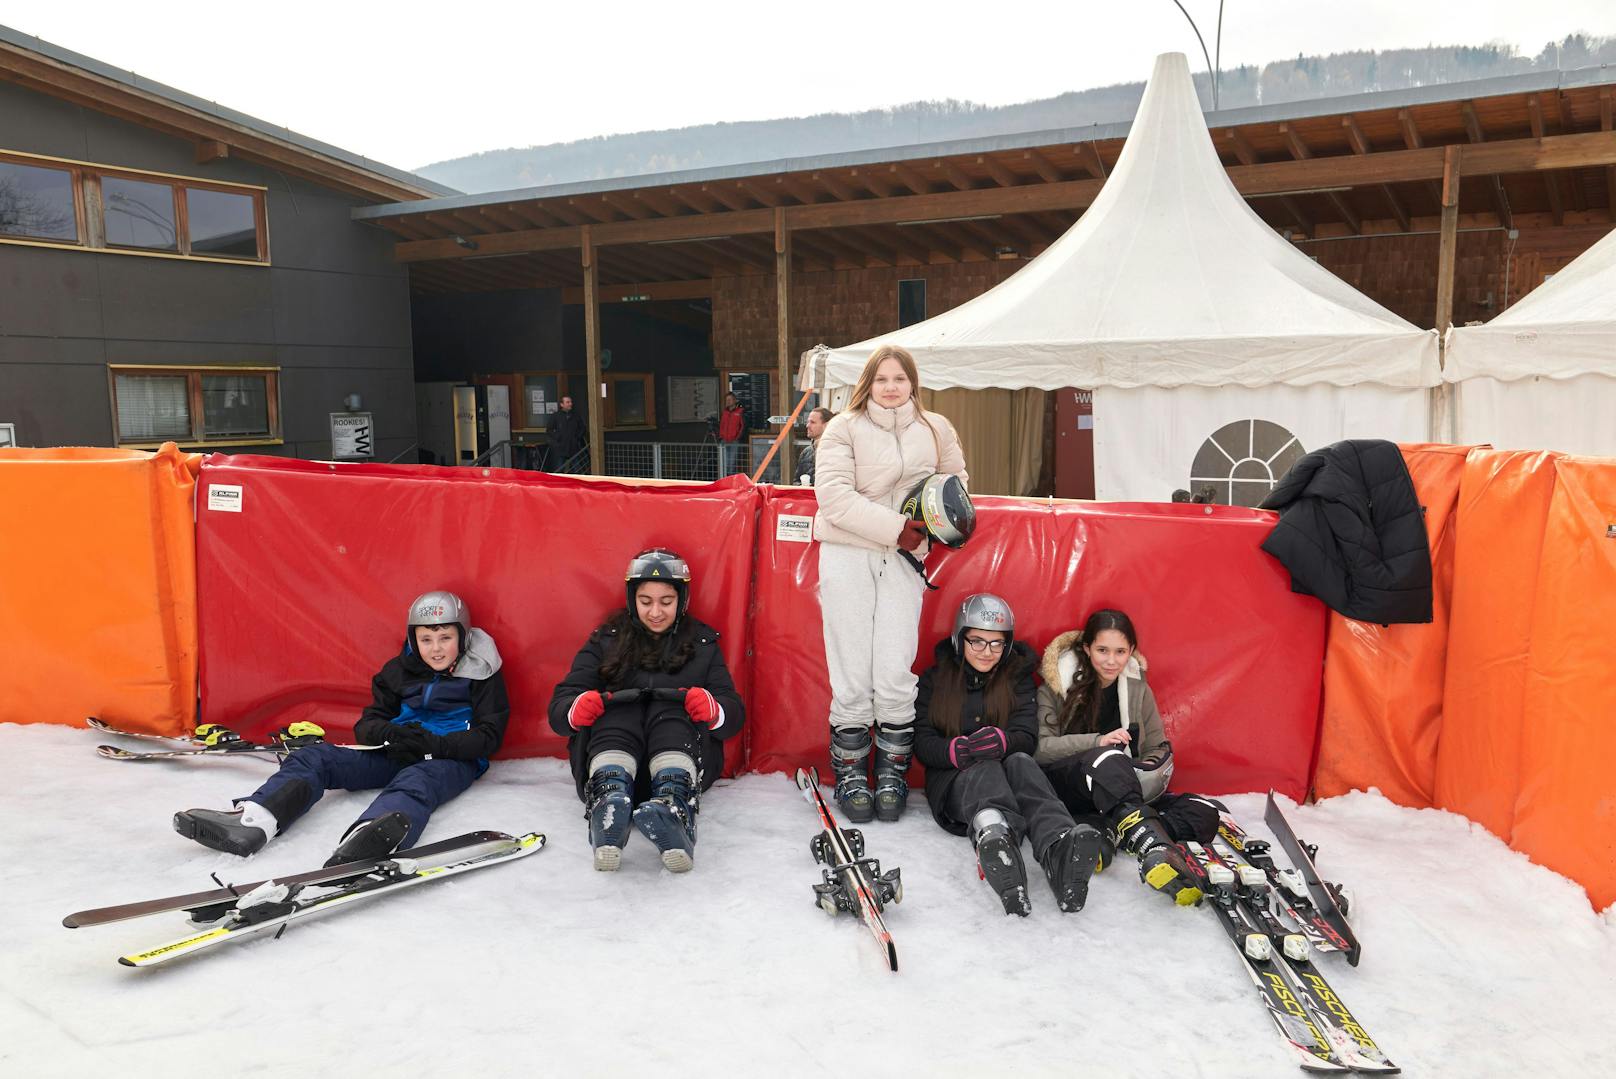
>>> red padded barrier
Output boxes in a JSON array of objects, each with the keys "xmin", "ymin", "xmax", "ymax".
[
  {"xmin": 749, "ymin": 489, "xmax": 1327, "ymax": 800},
  {"xmin": 195, "ymin": 456, "xmax": 757, "ymax": 772}
]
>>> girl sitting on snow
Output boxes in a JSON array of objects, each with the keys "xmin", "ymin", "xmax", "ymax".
[
  {"xmin": 548, "ymin": 548, "xmax": 745, "ymax": 873},
  {"xmin": 174, "ymin": 590, "xmax": 509, "ymax": 867},
  {"xmin": 912, "ymin": 593, "xmax": 1111, "ymax": 917},
  {"xmin": 1036, "ymin": 608, "xmax": 1219, "ymax": 906}
]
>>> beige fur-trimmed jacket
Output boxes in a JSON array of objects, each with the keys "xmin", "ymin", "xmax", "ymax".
[
  {"xmin": 1035, "ymin": 630, "xmax": 1173, "ymax": 802},
  {"xmin": 811, "ymin": 398, "xmax": 967, "ymax": 551}
]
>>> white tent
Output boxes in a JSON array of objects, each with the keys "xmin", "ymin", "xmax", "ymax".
[
  {"xmin": 802, "ymin": 53, "xmax": 1440, "ymax": 503},
  {"xmin": 1444, "ymin": 226, "xmax": 1616, "ymax": 457}
]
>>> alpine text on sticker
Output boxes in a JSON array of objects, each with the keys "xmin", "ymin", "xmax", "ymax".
[
  {"xmin": 776, "ymin": 514, "xmax": 814, "ymax": 543},
  {"xmin": 207, "ymin": 484, "xmax": 244, "ymax": 512}
]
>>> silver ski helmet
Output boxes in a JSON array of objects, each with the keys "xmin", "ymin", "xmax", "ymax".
[
  {"xmin": 952, "ymin": 592, "xmax": 1015, "ymax": 657},
  {"xmin": 407, "ymin": 590, "xmax": 470, "ymax": 646},
  {"xmin": 625, "ymin": 547, "xmax": 692, "ymax": 622},
  {"xmin": 902, "ymin": 474, "xmax": 976, "ymax": 549}
]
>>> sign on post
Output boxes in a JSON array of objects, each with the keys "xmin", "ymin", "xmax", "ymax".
[
  {"xmin": 0, "ymin": 423, "xmax": 15, "ymax": 448},
  {"xmin": 330, "ymin": 412, "xmax": 374, "ymax": 459}
]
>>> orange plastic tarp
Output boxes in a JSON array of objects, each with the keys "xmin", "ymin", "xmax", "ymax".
[
  {"xmin": 1314, "ymin": 443, "xmax": 1474, "ymax": 806},
  {"xmin": 1433, "ymin": 449, "xmax": 1562, "ymax": 842},
  {"xmin": 0, "ymin": 444, "xmax": 200, "ymax": 735},
  {"xmin": 1509, "ymin": 457, "xmax": 1616, "ymax": 909}
]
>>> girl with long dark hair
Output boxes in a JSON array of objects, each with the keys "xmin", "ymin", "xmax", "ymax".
[
  {"xmin": 1036, "ymin": 609, "xmax": 1218, "ymax": 906},
  {"xmin": 913, "ymin": 594, "xmax": 1110, "ymax": 916},
  {"xmin": 814, "ymin": 344, "xmax": 967, "ymax": 823},
  {"xmin": 548, "ymin": 548, "xmax": 744, "ymax": 873}
]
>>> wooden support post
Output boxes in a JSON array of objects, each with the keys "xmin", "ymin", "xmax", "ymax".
[
  {"xmin": 774, "ymin": 207, "xmax": 793, "ymax": 479},
  {"xmin": 1435, "ymin": 145, "xmax": 1462, "ymax": 341},
  {"xmin": 582, "ymin": 225, "xmax": 605, "ymax": 475}
]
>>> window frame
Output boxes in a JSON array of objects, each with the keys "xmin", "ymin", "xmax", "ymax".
[
  {"xmin": 510, "ymin": 370, "xmax": 573, "ymax": 432},
  {"xmin": 603, "ymin": 372, "xmax": 656, "ymax": 431},
  {"xmin": 0, "ymin": 149, "xmax": 269, "ymax": 265},
  {"xmin": 108, "ymin": 364, "xmax": 283, "ymax": 448}
]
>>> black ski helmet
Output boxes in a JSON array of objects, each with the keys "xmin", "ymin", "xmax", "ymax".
[
  {"xmin": 902, "ymin": 474, "xmax": 976, "ymax": 548},
  {"xmin": 407, "ymin": 590, "xmax": 470, "ymax": 647},
  {"xmin": 624, "ymin": 548, "xmax": 692, "ymax": 622},
  {"xmin": 952, "ymin": 592, "xmax": 1015, "ymax": 657}
]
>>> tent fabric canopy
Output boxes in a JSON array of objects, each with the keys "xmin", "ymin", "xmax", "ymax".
[
  {"xmin": 1444, "ymin": 225, "xmax": 1616, "ymax": 382},
  {"xmin": 803, "ymin": 53, "xmax": 1439, "ymax": 394}
]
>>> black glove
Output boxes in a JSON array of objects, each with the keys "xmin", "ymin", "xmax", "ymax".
[{"xmin": 383, "ymin": 725, "xmax": 432, "ymax": 765}]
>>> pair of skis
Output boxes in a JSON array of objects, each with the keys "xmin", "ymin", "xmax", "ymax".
[
  {"xmin": 795, "ymin": 767, "xmax": 900, "ymax": 972},
  {"xmin": 1190, "ymin": 795, "xmax": 1392, "ymax": 1073},
  {"xmin": 64, "ymin": 829, "xmax": 545, "ymax": 967},
  {"xmin": 88, "ymin": 716, "xmax": 372, "ymax": 762}
]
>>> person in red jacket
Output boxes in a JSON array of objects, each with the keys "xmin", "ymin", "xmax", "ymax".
[{"xmin": 717, "ymin": 392, "xmax": 746, "ymax": 477}]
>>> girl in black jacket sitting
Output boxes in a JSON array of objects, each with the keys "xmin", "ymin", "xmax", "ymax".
[
  {"xmin": 913, "ymin": 593, "xmax": 1110, "ymax": 917},
  {"xmin": 547, "ymin": 548, "xmax": 745, "ymax": 874}
]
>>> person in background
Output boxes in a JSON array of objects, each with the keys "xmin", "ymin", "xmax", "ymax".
[
  {"xmin": 718, "ymin": 392, "xmax": 746, "ymax": 477},
  {"xmin": 797, "ymin": 406, "xmax": 833, "ymax": 486},
  {"xmin": 551, "ymin": 394, "xmax": 587, "ymax": 471},
  {"xmin": 913, "ymin": 594, "xmax": 1110, "ymax": 917},
  {"xmin": 813, "ymin": 344, "xmax": 967, "ymax": 823}
]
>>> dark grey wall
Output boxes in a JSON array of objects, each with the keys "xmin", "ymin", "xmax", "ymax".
[
  {"xmin": 410, "ymin": 288, "xmax": 564, "ymax": 382},
  {"xmin": 0, "ymin": 79, "xmax": 416, "ymax": 461},
  {"xmin": 560, "ymin": 300, "xmax": 715, "ymax": 444}
]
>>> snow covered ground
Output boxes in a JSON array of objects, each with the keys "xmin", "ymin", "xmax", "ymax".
[{"xmin": 2, "ymin": 722, "xmax": 1611, "ymax": 1078}]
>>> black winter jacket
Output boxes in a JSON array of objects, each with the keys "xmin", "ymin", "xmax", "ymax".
[
  {"xmin": 352, "ymin": 638, "xmax": 510, "ymax": 767},
  {"xmin": 547, "ymin": 616, "xmax": 744, "ymax": 797},
  {"xmin": 1259, "ymin": 439, "xmax": 1432, "ymax": 624},
  {"xmin": 913, "ymin": 639, "xmax": 1039, "ymax": 835}
]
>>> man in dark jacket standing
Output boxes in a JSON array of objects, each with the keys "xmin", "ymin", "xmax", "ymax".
[
  {"xmin": 550, "ymin": 394, "xmax": 587, "ymax": 470},
  {"xmin": 796, "ymin": 406, "xmax": 832, "ymax": 486}
]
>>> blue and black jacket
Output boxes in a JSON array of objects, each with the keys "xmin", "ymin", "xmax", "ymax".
[{"xmin": 353, "ymin": 627, "xmax": 510, "ymax": 771}]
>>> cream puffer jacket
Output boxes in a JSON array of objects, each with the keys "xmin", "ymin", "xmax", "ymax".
[{"xmin": 812, "ymin": 399, "xmax": 968, "ymax": 552}]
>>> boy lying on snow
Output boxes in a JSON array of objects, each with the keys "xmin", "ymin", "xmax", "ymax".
[{"xmin": 173, "ymin": 590, "xmax": 509, "ymax": 867}]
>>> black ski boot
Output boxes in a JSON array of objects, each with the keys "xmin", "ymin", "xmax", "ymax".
[
  {"xmin": 325, "ymin": 811, "xmax": 410, "ymax": 868},
  {"xmin": 632, "ymin": 768, "xmax": 697, "ymax": 872},
  {"xmin": 872, "ymin": 723, "xmax": 914, "ymax": 822},
  {"xmin": 1041, "ymin": 823, "xmax": 1110, "ymax": 913},
  {"xmin": 585, "ymin": 764, "xmax": 635, "ymax": 872},
  {"xmin": 973, "ymin": 810, "xmax": 1031, "ymax": 917},
  {"xmin": 830, "ymin": 726, "xmax": 875, "ymax": 824},
  {"xmin": 1110, "ymin": 805, "xmax": 1203, "ymax": 906},
  {"xmin": 173, "ymin": 807, "xmax": 269, "ymax": 857}
]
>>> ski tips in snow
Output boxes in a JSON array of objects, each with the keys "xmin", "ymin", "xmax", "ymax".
[
  {"xmin": 1265, "ymin": 791, "xmax": 1363, "ymax": 967},
  {"xmin": 795, "ymin": 767, "xmax": 900, "ymax": 973}
]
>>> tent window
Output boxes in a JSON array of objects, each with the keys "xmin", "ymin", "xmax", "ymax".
[{"xmin": 898, "ymin": 279, "xmax": 926, "ymax": 328}]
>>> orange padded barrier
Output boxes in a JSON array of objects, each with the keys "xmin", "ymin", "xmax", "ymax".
[
  {"xmin": 0, "ymin": 444, "xmax": 200, "ymax": 735},
  {"xmin": 1313, "ymin": 443, "xmax": 1474, "ymax": 806},
  {"xmin": 1509, "ymin": 457, "xmax": 1616, "ymax": 909},
  {"xmin": 194, "ymin": 456, "xmax": 757, "ymax": 773},
  {"xmin": 1433, "ymin": 449, "xmax": 1562, "ymax": 842}
]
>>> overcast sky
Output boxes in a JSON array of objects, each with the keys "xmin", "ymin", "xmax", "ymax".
[{"xmin": 8, "ymin": 1, "xmax": 1613, "ymax": 170}]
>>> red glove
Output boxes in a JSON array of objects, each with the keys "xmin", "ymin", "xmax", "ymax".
[
  {"xmin": 896, "ymin": 519, "xmax": 927, "ymax": 552},
  {"xmin": 684, "ymin": 686, "xmax": 722, "ymax": 730},
  {"xmin": 567, "ymin": 690, "xmax": 607, "ymax": 729}
]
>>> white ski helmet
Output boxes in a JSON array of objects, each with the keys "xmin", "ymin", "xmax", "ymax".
[{"xmin": 407, "ymin": 590, "xmax": 470, "ymax": 642}]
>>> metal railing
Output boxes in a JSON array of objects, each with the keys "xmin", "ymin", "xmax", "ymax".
[{"xmin": 600, "ymin": 441, "xmax": 797, "ymax": 483}]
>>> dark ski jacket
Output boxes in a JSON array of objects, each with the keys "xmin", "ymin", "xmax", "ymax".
[
  {"xmin": 352, "ymin": 627, "xmax": 510, "ymax": 771},
  {"xmin": 1259, "ymin": 439, "xmax": 1432, "ymax": 625},
  {"xmin": 912, "ymin": 639, "xmax": 1039, "ymax": 836},
  {"xmin": 547, "ymin": 616, "xmax": 744, "ymax": 799},
  {"xmin": 551, "ymin": 408, "xmax": 587, "ymax": 462}
]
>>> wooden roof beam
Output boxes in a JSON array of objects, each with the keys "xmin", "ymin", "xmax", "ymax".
[
  {"xmin": 598, "ymin": 191, "xmax": 653, "ymax": 220},
  {"xmin": 630, "ymin": 189, "xmax": 685, "ymax": 217},
  {"xmin": 809, "ymin": 171, "xmax": 860, "ymax": 202},
  {"xmin": 1075, "ymin": 141, "xmax": 1108, "ymax": 180},
  {"xmin": 786, "ymin": 231, "xmax": 845, "ymax": 271},
  {"xmin": 954, "ymin": 218, "xmax": 1014, "ymax": 258},
  {"xmin": 774, "ymin": 175, "xmax": 825, "ymax": 205},
  {"xmin": 700, "ymin": 183, "xmax": 751, "ymax": 212},
  {"xmin": 564, "ymin": 198, "xmax": 617, "ymax": 224},
  {"xmin": 1023, "ymin": 149, "xmax": 1063, "ymax": 184},
  {"xmin": 977, "ymin": 155, "xmax": 1020, "ymax": 188},
  {"xmin": 735, "ymin": 180, "xmax": 781, "ymax": 208},
  {"xmin": 474, "ymin": 206, "xmax": 532, "ymax": 232},
  {"xmin": 1342, "ymin": 116, "xmax": 1410, "ymax": 232},
  {"xmin": 1280, "ymin": 122, "xmax": 1360, "ymax": 233},
  {"xmin": 1398, "ymin": 107, "xmax": 1446, "ymax": 207},
  {"xmin": 1603, "ymin": 89, "xmax": 1616, "ymax": 219},
  {"xmin": 1526, "ymin": 94, "xmax": 1566, "ymax": 225},
  {"xmin": 848, "ymin": 167, "xmax": 896, "ymax": 198},
  {"xmin": 888, "ymin": 163, "xmax": 933, "ymax": 196},
  {"xmin": 1223, "ymin": 129, "xmax": 1312, "ymax": 236},
  {"xmin": 1460, "ymin": 101, "xmax": 1515, "ymax": 230},
  {"xmin": 795, "ymin": 229, "xmax": 871, "ymax": 269},
  {"xmin": 995, "ymin": 213, "xmax": 1048, "ymax": 249},
  {"xmin": 935, "ymin": 160, "xmax": 976, "ymax": 191},
  {"xmin": 893, "ymin": 222, "xmax": 962, "ymax": 262}
]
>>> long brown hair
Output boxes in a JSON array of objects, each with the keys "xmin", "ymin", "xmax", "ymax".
[
  {"xmin": 846, "ymin": 344, "xmax": 941, "ymax": 463},
  {"xmin": 928, "ymin": 641, "xmax": 1025, "ymax": 738},
  {"xmin": 1056, "ymin": 609, "xmax": 1138, "ymax": 736},
  {"xmin": 597, "ymin": 608, "xmax": 697, "ymax": 686}
]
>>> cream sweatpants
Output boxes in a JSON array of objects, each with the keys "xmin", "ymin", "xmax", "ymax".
[{"xmin": 818, "ymin": 541, "xmax": 927, "ymax": 732}]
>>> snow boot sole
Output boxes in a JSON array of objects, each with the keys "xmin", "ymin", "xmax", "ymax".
[
  {"xmin": 1046, "ymin": 826, "xmax": 1105, "ymax": 913},
  {"xmin": 593, "ymin": 845, "xmax": 623, "ymax": 872},
  {"xmin": 325, "ymin": 811, "xmax": 410, "ymax": 868},
  {"xmin": 632, "ymin": 800, "xmax": 694, "ymax": 873},
  {"xmin": 173, "ymin": 808, "xmax": 267, "ymax": 857},
  {"xmin": 976, "ymin": 826, "xmax": 1031, "ymax": 917}
]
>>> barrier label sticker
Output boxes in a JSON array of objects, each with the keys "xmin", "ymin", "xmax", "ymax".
[
  {"xmin": 776, "ymin": 514, "xmax": 814, "ymax": 543},
  {"xmin": 207, "ymin": 484, "xmax": 244, "ymax": 513}
]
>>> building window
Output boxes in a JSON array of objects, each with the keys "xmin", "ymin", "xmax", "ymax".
[
  {"xmin": 0, "ymin": 158, "xmax": 79, "ymax": 242},
  {"xmin": 0, "ymin": 150, "xmax": 267, "ymax": 263},
  {"xmin": 604, "ymin": 373, "xmax": 656, "ymax": 429},
  {"xmin": 110, "ymin": 366, "xmax": 281, "ymax": 446},
  {"xmin": 899, "ymin": 278, "xmax": 927, "ymax": 327}
]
